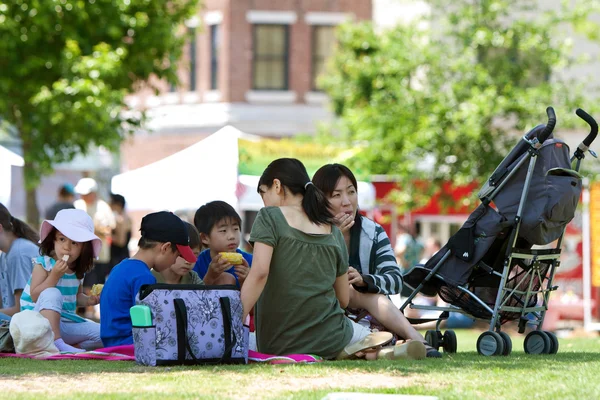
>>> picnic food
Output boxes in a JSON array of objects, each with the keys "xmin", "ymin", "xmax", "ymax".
[
  {"xmin": 90, "ymin": 284, "xmax": 104, "ymax": 296},
  {"xmin": 218, "ymin": 252, "xmax": 243, "ymax": 265},
  {"xmin": 62, "ymin": 255, "xmax": 69, "ymax": 262}
]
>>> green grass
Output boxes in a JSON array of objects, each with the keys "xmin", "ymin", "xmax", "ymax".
[{"xmin": 1, "ymin": 330, "xmax": 599, "ymax": 400}]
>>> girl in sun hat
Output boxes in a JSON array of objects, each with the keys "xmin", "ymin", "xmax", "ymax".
[{"xmin": 19, "ymin": 209, "xmax": 103, "ymax": 353}]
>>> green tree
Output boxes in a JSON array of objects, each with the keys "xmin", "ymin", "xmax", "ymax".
[
  {"xmin": 0, "ymin": 0, "xmax": 200, "ymax": 224},
  {"xmin": 321, "ymin": 0, "xmax": 599, "ymax": 211}
]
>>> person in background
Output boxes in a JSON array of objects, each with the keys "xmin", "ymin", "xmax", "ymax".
[
  {"xmin": 152, "ymin": 222, "xmax": 204, "ymax": 285},
  {"xmin": 109, "ymin": 193, "xmax": 132, "ymax": 268},
  {"xmin": 74, "ymin": 177, "xmax": 115, "ymax": 318},
  {"xmin": 45, "ymin": 184, "xmax": 76, "ymax": 220},
  {"xmin": 395, "ymin": 223, "xmax": 423, "ymax": 272},
  {"xmin": 0, "ymin": 204, "xmax": 40, "ymax": 321}
]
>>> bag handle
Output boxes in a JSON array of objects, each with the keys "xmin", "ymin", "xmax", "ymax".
[
  {"xmin": 173, "ymin": 297, "xmax": 238, "ymax": 364},
  {"xmin": 219, "ymin": 297, "xmax": 237, "ymax": 362},
  {"xmin": 174, "ymin": 298, "xmax": 193, "ymax": 363}
]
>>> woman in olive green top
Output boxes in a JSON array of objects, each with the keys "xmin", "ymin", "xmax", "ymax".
[{"xmin": 241, "ymin": 158, "xmax": 420, "ymax": 360}]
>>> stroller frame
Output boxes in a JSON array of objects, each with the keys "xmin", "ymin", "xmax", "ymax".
[{"xmin": 400, "ymin": 107, "xmax": 598, "ymax": 356}]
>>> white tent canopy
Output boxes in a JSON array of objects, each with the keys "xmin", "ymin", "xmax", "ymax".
[
  {"xmin": 0, "ymin": 145, "xmax": 24, "ymax": 208},
  {"xmin": 111, "ymin": 126, "xmax": 242, "ymax": 211}
]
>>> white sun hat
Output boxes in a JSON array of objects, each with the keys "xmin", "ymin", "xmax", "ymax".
[
  {"xmin": 39, "ymin": 208, "xmax": 102, "ymax": 259},
  {"xmin": 74, "ymin": 177, "xmax": 98, "ymax": 195},
  {"xmin": 9, "ymin": 310, "xmax": 60, "ymax": 358}
]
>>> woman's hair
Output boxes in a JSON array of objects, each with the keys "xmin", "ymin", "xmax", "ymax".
[
  {"xmin": 313, "ymin": 163, "xmax": 362, "ymax": 226},
  {"xmin": 258, "ymin": 158, "xmax": 334, "ymax": 225},
  {"xmin": 39, "ymin": 227, "xmax": 94, "ymax": 280},
  {"xmin": 0, "ymin": 203, "xmax": 40, "ymax": 243},
  {"xmin": 312, "ymin": 163, "xmax": 358, "ymax": 197}
]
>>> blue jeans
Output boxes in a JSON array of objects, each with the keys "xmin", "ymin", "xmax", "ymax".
[{"xmin": 0, "ymin": 312, "xmax": 11, "ymax": 322}]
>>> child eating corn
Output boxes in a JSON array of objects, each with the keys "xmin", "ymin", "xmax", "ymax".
[{"xmin": 192, "ymin": 201, "xmax": 252, "ymax": 288}]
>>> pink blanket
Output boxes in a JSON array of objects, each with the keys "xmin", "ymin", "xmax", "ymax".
[
  {"xmin": 0, "ymin": 345, "xmax": 135, "ymax": 361},
  {"xmin": 248, "ymin": 350, "xmax": 322, "ymax": 364},
  {"xmin": 0, "ymin": 346, "xmax": 322, "ymax": 364}
]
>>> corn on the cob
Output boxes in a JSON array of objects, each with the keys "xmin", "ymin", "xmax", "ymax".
[
  {"xmin": 90, "ymin": 284, "xmax": 104, "ymax": 296},
  {"xmin": 218, "ymin": 252, "xmax": 243, "ymax": 265}
]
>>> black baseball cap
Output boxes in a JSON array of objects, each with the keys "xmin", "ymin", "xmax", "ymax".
[{"xmin": 140, "ymin": 211, "xmax": 197, "ymax": 263}]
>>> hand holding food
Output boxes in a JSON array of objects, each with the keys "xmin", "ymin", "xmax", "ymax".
[
  {"xmin": 90, "ymin": 284, "xmax": 104, "ymax": 296},
  {"xmin": 218, "ymin": 252, "xmax": 243, "ymax": 265}
]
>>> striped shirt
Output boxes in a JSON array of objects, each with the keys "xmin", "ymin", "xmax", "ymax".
[
  {"xmin": 20, "ymin": 256, "xmax": 85, "ymax": 322},
  {"xmin": 349, "ymin": 216, "xmax": 403, "ymax": 295}
]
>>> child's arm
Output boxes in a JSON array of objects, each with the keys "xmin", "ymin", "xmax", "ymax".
[
  {"xmin": 77, "ymin": 285, "xmax": 99, "ymax": 307},
  {"xmin": 203, "ymin": 254, "xmax": 232, "ymax": 284},
  {"xmin": 29, "ymin": 261, "xmax": 68, "ymax": 302},
  {"xmin": 241, "ymin": 242, "xmax": 272, "ymax": 320},
  {"xmin": 0, "ymin": 290, "xmax": 23, "ymax": 316}
]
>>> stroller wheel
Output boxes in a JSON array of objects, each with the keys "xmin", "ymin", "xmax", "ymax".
[
  {"xmin": 498, "ymin": 332, "xmax": 512, "ymax": 356},
  {"xmin": 477, "ymin": 331, "xmax": 505, "ymax": 356},
  {"xmin": 543, "ymin": 331, "xmax": 559, "ymax": 354},
  {"xmin": 424, "ymin": 330, "xmax": 440, "ymax": 350},
  {"xmin": 524, "ymin": 331, "xmax": 551, "ymax": 354},
  {"xmin": 442, "ymin": 330, "xmax": 457, "ymax": 354}
]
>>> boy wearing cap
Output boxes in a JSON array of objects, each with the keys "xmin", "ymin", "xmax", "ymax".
[{"xmin": 100, "ymin": 211, "xmax": 197, "ymax": 347}]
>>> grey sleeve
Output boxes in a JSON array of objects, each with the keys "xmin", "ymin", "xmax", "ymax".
[{"xmin": 7, "ymin": 252, "xmax": 35, "ymax": 294}]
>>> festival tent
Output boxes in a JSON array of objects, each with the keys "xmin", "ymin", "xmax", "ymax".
[
  {"xmin": 111, "ymin": 125, "xmax": 241, "ymax": 211},
  {"xmin": 0, "ymin": 145, "xmax": 24, "ymax": 208},
  {"xmin": 110, "ymin": 125, "xmax": 376, "ymax": 213}
]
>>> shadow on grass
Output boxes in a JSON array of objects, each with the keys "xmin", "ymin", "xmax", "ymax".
[{"xmin": 1, "ymin": 352, "xmax": 598, "ymax": 379}]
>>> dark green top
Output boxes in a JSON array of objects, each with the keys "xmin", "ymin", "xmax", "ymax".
[{"xmin": 249, "ymin": 206, "xmax": 353, "ymax": 359}]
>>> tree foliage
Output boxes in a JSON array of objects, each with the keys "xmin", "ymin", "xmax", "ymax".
[
  {"xmin": 0, "ymin": 0, "xmax": 200, "ymax": 222},
  {"xmin": 320, "ymin": 0, "xmax": 600, "ymax": 211}
]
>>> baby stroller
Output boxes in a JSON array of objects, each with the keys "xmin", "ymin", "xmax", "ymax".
[{"xmin": 401, "ymin": 107, "xmax": 598, "ymax": 356}]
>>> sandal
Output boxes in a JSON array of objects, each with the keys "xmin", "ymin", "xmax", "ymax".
[
  {"xmin": 377, "ymin": 340, "xmax": 426, "ymax": 360},
  {"xmin": 336, "ymin": 331, "xmax": 394, "ymax": 360}
]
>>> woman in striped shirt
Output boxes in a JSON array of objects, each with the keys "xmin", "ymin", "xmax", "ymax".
[
  {"xmin": 20, "ymin": 209, "xmax": 103, "ymax": 353},
  {"xmin": 313, "ymin": 164, "xmax": 442, "ymax": 358}
]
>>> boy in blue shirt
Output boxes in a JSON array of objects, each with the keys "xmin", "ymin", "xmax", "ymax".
[
  {"xmin": 100, "ymin": 211, "xmax": 197, "ymax": 347},
  {"xmin": 193, "ymin": 201, "xmax": 251, "ymax": 288}
]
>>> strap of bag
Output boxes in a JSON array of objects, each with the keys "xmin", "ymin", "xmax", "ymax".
[
  {"xmin": 173, "ymin": 297, "xmax": 238, "ymax": 364},
  {"xmin": 219, "ymin": 297, "xmax": 237, "ymax": 362},
  {"xmin": 173, "ymin": 298, "xmax": 194, "ymax": 362}
]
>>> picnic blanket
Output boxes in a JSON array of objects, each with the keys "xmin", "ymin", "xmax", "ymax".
[
  {"xmin": 248, "ymin": 350, "xmax": 322, "ymax": 364},
  {"xmin": 0, "ymin": 345, "xmax": 322, "ymax": 364},
  {"xmin": 0, "ymin": 345, "xmax": 135, "ymax": 361}
]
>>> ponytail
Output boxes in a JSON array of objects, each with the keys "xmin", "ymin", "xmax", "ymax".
[
  {"xmin": 0, "ymin": 203, "xmax": 40, "ymax": 243},
  {"xmin": 302, "ymin": 182, "xmax": 334, "ymax": 225},
  {"xmin": 258, "ymin": 158, "xmax": 334, "ymax": 225}
]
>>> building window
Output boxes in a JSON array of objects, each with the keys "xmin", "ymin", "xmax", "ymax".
[
  {"xmin": 210, "ymin": 25, "xmax": 219, "ymax": 90},
  {"xmin": 189, "ymin": 27, "xmax": 197, "ymax": 91},
  {"xmin": 312, "ymin": 25, "xmax": 336, "ymax": 91},
  {"xmin": 253, "ymin": 24, "xmax": 289, "ymax": 90}
]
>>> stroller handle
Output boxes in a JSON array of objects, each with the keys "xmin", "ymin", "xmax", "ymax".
[
  {"xmin": 537, "ymin": 107, "xmax": 557, "ymax": 145},
  {"xmin": 576, "ymin": 108, "xmax": 598, "ymax": 147}
]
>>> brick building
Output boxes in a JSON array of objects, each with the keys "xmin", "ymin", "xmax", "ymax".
[{"xmin": 121, "ymin": 0, "xmax": 372, "ymax": 171}]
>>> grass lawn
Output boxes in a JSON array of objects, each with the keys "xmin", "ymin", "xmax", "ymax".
[{"xmin": 1, "ymin": 329, "xmax": 599, "ymax": 400}]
